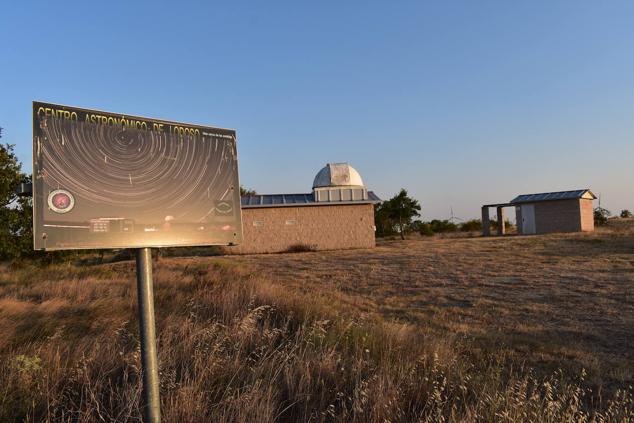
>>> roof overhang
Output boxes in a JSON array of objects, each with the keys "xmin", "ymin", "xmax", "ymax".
[
  {"xmin": 482, "ymin": 203, "xmax": 514, "ymax": 208},
  {"xmin": 241, "ymin": 200, "xmax": 380, "ymax": 209},
  {"xmin": 510, "ymin": 189, "xmax": 597, "ymax": 204}
]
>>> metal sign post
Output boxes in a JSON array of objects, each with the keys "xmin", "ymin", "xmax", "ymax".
[{"xmin": 135, "ymin": 248, "xmax": 161, "ymax": 423}]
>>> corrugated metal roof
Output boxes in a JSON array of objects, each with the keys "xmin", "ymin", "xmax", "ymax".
[
  {"xmin": 510, "ymin": 189, "xmax": 596, "ymax": 204},
  {"xmin": 241, "ymin": 191, "xmax": 381, "ymax": 208}
]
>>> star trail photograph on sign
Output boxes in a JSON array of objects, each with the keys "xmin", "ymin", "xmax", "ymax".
[{"xmin": 32, "ymin": 102, "xmax": 242, "ymax": 250}]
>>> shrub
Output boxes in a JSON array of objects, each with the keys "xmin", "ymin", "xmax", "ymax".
[
  {"xmin": 419, "ymin": 222, "xmax": 434, "ymax": 236},
  {"xmin": 489, "ymin": 219, "xmax": 513, "ymax": 231},
  {"xmin": 285, "ymin": 243, "xmax": 316, "ymax": 253},
  {"xmin": 594, "ymin": 207, "xmax": 611, "ymax": 226},
  {"xmin": 429, "ymin": 219, "xmax": 458, "ymax": 233},
  {"xmin": 460, "ymin": 219, "xmax": 482, "ymax": 232},
  {"xmin": 620, "ymin": 209, "xmax": 632, "ymax": 218}
]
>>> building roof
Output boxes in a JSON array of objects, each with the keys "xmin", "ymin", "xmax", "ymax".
[
  {"xmin": 313, "ymin": 163, "xmax": 364, "ymax": 188},
  {"xmin": 510, "ymin": 189, "xmax": 596, "ymax": 204},
  {"xmin": 241, "ymin": 191, "xmax": 381, "ymax": 209}
]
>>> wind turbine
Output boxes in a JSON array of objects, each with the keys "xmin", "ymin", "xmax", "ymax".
[{"xmin": 449, "ymin": 206, "xmax": 463, "ymax": 223}]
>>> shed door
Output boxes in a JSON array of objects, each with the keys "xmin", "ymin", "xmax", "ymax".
[{"xmin": 521, "ymin": 204, "xmax": 536, "ymax": 234}]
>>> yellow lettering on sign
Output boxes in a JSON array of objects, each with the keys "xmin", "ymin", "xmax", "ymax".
[
  {"xmin": 37, "ymin": 107, "xmax": 78, "ymax": 120},
  {"xmin": 40, "ymin": 107, "xmax": 200, "ymax": 134}
]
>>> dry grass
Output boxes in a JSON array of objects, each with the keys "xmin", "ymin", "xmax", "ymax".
[
  {"xmin": 234, "ymin": 219, "xmax": 634, "ymax": 390},
  {"xmin": 0, "ymin": 220, "xmax": 633, "ymax": 422}
]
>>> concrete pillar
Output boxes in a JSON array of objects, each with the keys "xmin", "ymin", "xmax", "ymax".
[
  {"xmin": 482, "ymin": 207, "xmax": 491, "ymax": 236},
  {"xmin": 497, "ymin": 207, "xmax": 506, "ymax": 235}
]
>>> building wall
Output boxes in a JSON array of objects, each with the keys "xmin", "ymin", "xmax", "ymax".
[
  {"xmin": 534, "ymin": 199, "xmax": 582, "ymax": 234},
  {"xmin": 225, "ymin": 203, "xmax": 376, "ymax": 254},
  {"xmin": 579, "ymin": 199, "xmax": 595, "ymax": 232}
]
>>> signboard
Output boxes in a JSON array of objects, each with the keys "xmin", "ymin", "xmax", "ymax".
[{"xmin": 32, "ymin": 101, "xmax": 242, "ymax": 250}]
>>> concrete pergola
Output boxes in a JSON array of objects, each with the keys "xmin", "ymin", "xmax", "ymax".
[{"xmin": 481, "ymin": 203, "xmax": 513, "ymax": 236}]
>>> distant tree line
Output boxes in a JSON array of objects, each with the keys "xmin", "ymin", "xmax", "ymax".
[
  {"xmin": 410, "ymin": 218, "xmax": 510, "ymax": 237},
  {"xmin": 375, "ymin": 190, "xmax": 633, "ymax": 237},
  {"xmin": 593, "ymin": 207, "xmax": 632, "ymax": 225},
  {"xmin": 374, "ymin": 189, "xmax": 511, "ymax": 238}
]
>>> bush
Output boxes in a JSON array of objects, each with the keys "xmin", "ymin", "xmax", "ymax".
[
  {"xmin": 620, "ymin": 209, "xmax": 632, "ymax": 218},
  {"xmin": 490, "ymin": 219, "xmax": 512, "ymax": 231},
  {"xmin": 460, "ymin": 219, "xmax": 482, "ymax": 232},
  {"xmin": 429, "ymin": 219, "xmax": 458, "ymax": 233},
  {"xmin": 285, "ymin": 243, "xmax": 317, "ymax": 253},
  {"xmin": 419, "ymin": 222, "xmax": 434, "ymax": 236},
  {"xmin": 408, "ymin": 220, "xmax": 422, "ymax": 233}
]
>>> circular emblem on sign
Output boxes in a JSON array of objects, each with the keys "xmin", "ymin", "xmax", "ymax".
[{"xmin": 47, "ymin": 189, "xmax": 75, "ymax": 213}]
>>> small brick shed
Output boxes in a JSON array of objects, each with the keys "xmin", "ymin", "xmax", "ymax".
[
  {"xmin": 226, "ymin": 163, "xmax": 381, "ymax": 254},
  {"xmin": 482, "ymin": 189, "xmax": 596, "ymax": 236}
]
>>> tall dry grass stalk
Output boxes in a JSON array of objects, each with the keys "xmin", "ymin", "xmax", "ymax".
[{"xmin": 0, "ymin": 259, "xmax": 632, "ymax": 422}]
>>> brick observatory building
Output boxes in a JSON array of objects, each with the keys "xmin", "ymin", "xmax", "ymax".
[{"xmin": 227, "ymin": 163, "xmax": 381, "ymax": 254}]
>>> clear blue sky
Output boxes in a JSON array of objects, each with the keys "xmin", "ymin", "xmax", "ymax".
[{"xmin": 1, "ymin": 1, "xmax": 633, "ymax": 220}]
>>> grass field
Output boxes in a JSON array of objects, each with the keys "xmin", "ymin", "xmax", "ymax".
[
  {"xmin": 234, "ymin": 220, "xmax": 634, "ymax": 391},
  {"xmin": 0, "ymin": 220, "xmax": 633, "ymax": 422}
]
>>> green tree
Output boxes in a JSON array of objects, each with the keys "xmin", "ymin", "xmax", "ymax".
[
  {"xmin": 408, "ymin": 220, "xmax": 423, "ymax": 233},
  {"xmin": 383, "ymin": 189, "xmax": 421, "ymax": 240},
  {"xmin": 239, "ymin": 186, "xmax": 257, "ymax": 196},
  {"xmin": 0, "ymin": 139, "xmax": 33, "ymax": 260},
  {"xmin": 6, "ymin": 180, "xmax": 33, "ymax": 259},
  {"xmin": 620, "ymin": 209, "xmax": 632, "ymax": 218},
  {"xmin": 373, "ymin": 202, "xmax": 395, "ymax": 237},
  {"xmin": 0, "ymin": 142, "xmax": 23, "ymax": 208},
  {"xmin": 594, "ymin": 207, "xmax": 611, "ymax": 226}
]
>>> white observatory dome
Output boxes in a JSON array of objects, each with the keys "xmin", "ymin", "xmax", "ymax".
[{"xmin": 312, "ymin": 163, "xmax": 365, "ymax": 188}]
